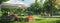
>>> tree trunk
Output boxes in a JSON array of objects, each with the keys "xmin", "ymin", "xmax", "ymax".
[{"xmin": 48, "ymin": 0, "xmax": 53, "ymax": 16}]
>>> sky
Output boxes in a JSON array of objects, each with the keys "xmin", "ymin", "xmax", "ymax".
[{"xmin": 4, "ymin": 0, "xmax": 45, "ymax": 6}]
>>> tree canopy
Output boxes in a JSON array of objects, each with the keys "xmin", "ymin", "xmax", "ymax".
[{"xmin": 0, "ymin": 0, "xmax": 9, "ymax": 4}]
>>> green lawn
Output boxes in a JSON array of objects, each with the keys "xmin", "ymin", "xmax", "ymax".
[
  {"xmin": 12, "ymin": 15, "xmax": 60, "ymax": 23},
  {"xmin": 0, "ymin": 14, "xmax": 60, "ymax": 23},
  {"xmin": 12, "ymin": 18, "xmax": 60, "ymax": 23}
]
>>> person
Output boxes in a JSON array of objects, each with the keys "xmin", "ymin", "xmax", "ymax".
[
  {"xmin": 9, "ymin": 14, "xmax": 16, "ymax": 17},
  {"xmin": 26, "ymin": 14, "xmax": 35, "ymax": 22},
  {"xmin": 1, "ymin": 13, "xmax": 10, "ymax": 23},
  {"xmin": 9, "ymin": 14, "xmax": 16, "ymax": 21},
  {"xmin": 9, "ymin": 14, "xmax": 22, "ymax": 21}
]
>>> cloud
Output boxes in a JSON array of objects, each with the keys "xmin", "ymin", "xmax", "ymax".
[
  {"xmin": 4, "ymin": 0, "xmax": 24, "ymax": 4},
  {"xmin": 3, "ymin": 0, "xmax": 35, "ymax": 6}
]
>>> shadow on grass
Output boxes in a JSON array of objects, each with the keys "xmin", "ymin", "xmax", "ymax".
[
  {"xmin": 36, "ymin": 19, "xmax": 43, "ymax": 21},
  {"xmin": 56, "ymin": 20, "xmax": 60, "ymax": 23},
  {"xmin": 0, "ymin": 21, "xmax": 14, "ymax": 23}
]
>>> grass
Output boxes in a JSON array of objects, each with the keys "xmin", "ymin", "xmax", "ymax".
[
  {"xmin": 12, "ymin": 18, "xmax": 60, "ymax": 23},
  {"xmin": 0, "ymin": 15, "xmax": 60, "ymax": 23},
  {"xmin": 12, "ymin": 16, "xmax": 60, "ymax": 23}
]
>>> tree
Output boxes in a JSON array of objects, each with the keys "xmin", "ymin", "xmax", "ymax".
[
  {"xmin": 43, "ymin": 0, "xmax": 56, "ymax": 16},
  {"xmin": 22, "ymin": 0, "xmax": 24, "ymax": 1},
  {"xmin": 0, "ymin": 0, "xmax": 9, "ymax": 4},
  {"xmin": 26, "ymin": 0, "xmax": 43, "ymax": 14},
  {"xmin": 55, "ymin": 0, "xmax": 60, "ymax": 9},
  {"xmin": 0, "ymin": 0, "xmax": 9, "ymax": 17},
  {"xmin": 1, "ymin": 8, "xmax": 10, "ymax": 16}
]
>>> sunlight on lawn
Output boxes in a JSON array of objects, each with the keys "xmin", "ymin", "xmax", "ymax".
[{"xmin": 13, "ymin": 18, "xmax": 60, "ymax": 23}]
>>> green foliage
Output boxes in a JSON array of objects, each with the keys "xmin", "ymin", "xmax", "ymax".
[
  {"xmin": 16, "ymin": 8, "xmax": 26, "ymax": 13},
  {"xmin": 2, "ymin": 0, "xmax": 9, "ymax": 2},
  {"xmin": 0, "ymin": 0, "xmax": 9, "ymax": 4},
  {"xmin": 43, "ymin": 0, "xmax": 51, "ymax": 12},
  {"xmin": 26, "ymin": 0, "xmax": 44, "ymax": 14},
  {"xmin": 43, "ymin": 0, "xmax": 59, "ymax": 16},
  {"xmin": 43, "ymin": 0, "xmax": 57, "ymax": 12},
  {"xmin": 0, "ymin": 0, "xmax": 9, "ymax": 2},
  {"xmin": 1, "ymin": 8, "xmax": 10, "ymax": 12},
  {"xmin": 1, "ymin": 8, "xmax": 10, "ymax": 16}
]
